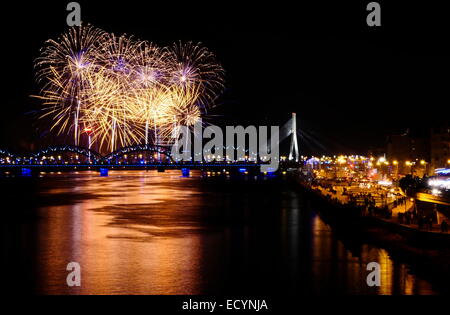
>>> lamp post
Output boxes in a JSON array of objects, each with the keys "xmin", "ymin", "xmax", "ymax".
[
  {"xmin": 393, "ymin": 160, "xmax": 399, "ymax": 179},
  {"xmin": 420, "ymin": 160, "xmax": 427, "ymax": 177},
  {"xmin": 405, "ymin": 161, "xmax": 412, "ymax": 175}
]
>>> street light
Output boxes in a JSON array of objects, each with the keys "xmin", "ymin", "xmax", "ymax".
[
  {"xmin": 419, "ymin": 160, "xmax": 428, "ymax": 176},
  {"xmin": 405, "ymin": 161, "xmax": 413, "ymax": 175},
  {"xmin": 392, "ymin": 160, "xmax": 399, "ymax": 178}
]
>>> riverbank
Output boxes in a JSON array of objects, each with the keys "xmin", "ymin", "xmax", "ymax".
[{"xmin": 294, "ymin": 176, "xmax": 450, "ymax": 293}]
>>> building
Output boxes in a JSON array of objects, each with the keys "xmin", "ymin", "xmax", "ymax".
[
  {"xmin": 383, "ymin": 125, "xmax": 449, "ymax": 176},
  {"xmin": 386, "ymin": 129, "xmax": 429, "ymax": 159},
  {"xmin": 430, "ymin": 125, "xmax": 450, "ymax": 171},
  {"xmin": 385, "ymin": 128, "xmax": 430, "ymax": 176}
]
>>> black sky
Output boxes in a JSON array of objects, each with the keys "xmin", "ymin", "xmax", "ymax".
[{"xmin": 1, "ymin": 1, "xmax": 449, "ymax": 155}]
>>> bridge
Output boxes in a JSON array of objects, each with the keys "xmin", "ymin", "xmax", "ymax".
[
  {"xmin": 0, "ymin": 143, "xmax": 299, "ymax": 176},
  {"xmin": 32, "ymin": 145, "xmax": 104, "ymax": 163},
  {"xmin": 0, "ymin": 113, "xmax": 301, "ymax": 176},
  {"xmin": 0, "ymin": 144, "xmax": 173, "ymax": 165}
]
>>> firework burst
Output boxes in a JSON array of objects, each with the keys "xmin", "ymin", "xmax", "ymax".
[
  {"xmin": 167, "ymin": 41, "xmax": 225, "ymax": 109},
  {"xmin": 33, "ymin": 24, "xmax": 225, "ymax": 153},
  {"xmin": 34, "ymin": 24, "xmax": 108, "ymax": 144}
]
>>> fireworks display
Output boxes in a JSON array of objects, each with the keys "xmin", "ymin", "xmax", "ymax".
[{"xmin": 33, "ymin": 24, "xmax": 224, "ymax": 152}]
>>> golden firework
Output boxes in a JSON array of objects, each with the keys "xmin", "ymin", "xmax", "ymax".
[{"xmin": 33, "ymin": 24, "xmax": 225, "ymax": 153}]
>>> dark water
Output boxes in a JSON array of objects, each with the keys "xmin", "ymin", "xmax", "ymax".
[{"xmin": 1, "ymin": 170, "xmax": 438, "ymax": 294}]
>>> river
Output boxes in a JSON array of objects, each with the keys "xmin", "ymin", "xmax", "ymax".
[{"xmin": 0, "ymin": 170, "xmax": 438, "ymax": 294}]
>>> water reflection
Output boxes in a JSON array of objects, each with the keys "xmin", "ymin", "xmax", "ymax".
[
  {"xmin": 34, "ymin": 171, "xmax": 204, "ymax": 294},
  {"xmin": 2, "ymin": 170, "xmax": 438, "ymax": 294},
  {"xmin": 309, "ymin": 216, "xmax": 434, "ymax": 294}
]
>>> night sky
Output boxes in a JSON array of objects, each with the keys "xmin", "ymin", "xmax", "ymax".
[{"xmin": 1, "ymin": 1, "xmax": 449, "ymax": 155}]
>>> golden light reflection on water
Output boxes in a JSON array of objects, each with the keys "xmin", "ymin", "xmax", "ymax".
[
  {"xmin": 36, "ymin": 170, "xmax": 203, "ymax": 294},
  {"xmin": 310, "ymin": 215, "xmax": 435, "ymax": 295}
]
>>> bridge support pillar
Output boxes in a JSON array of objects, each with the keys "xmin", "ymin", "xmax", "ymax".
[
  {"xmin": 181, "ymin": 168, "xmax": 190, "ymax": 177},
  {"xmin": 21, "ymin": 168, "xmax": 32, "ymax": 176},
  {"xmin": 99, "ymin": 168, "xmax": 109, "ymax": 177}
]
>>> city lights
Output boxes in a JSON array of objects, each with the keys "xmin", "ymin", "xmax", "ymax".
[{"xmin": 429, "ymin": 178, "xmax": 450, "ymax": 190}]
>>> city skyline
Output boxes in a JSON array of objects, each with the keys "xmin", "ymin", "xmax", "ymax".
[
  {"xmin": 2, "ymin": 0, "xmax": 450, "ymax": 304},
  {"xmin": 1, "ymin": 2, "xmax": 449, "ymax": 155}
]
